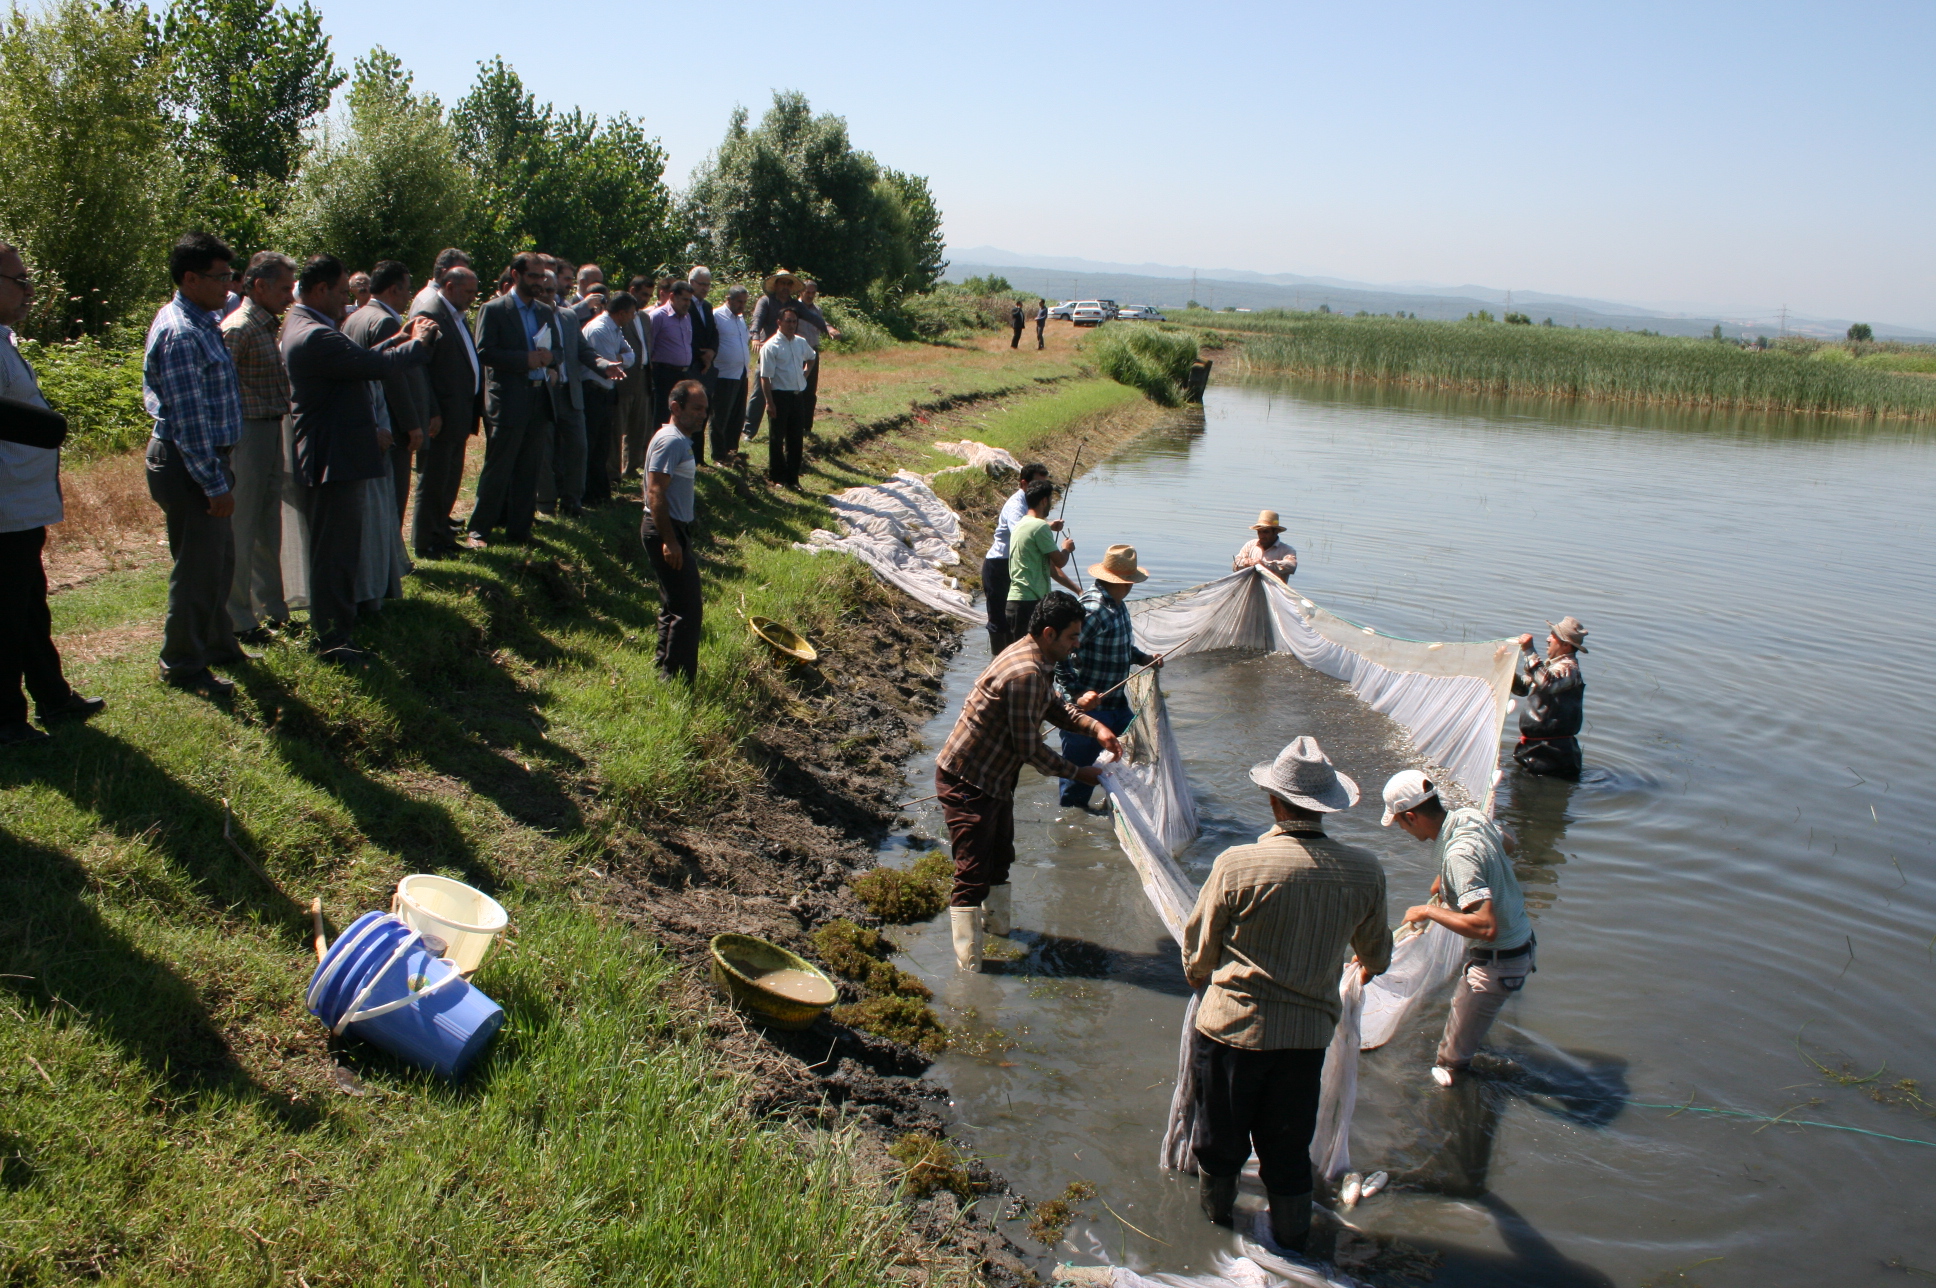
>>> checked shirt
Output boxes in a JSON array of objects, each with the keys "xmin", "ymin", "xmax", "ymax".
[
  {"xmin": 1055, "ymin": 587, "xmax": 1152, "ymax": 711},
  {"xmin": 144, "ymin": 293, "xmax": 243, "ymax": 496},
  {"xmin": 936, "ymin": 636, "xmax": 1099, "ymax": 799},
  {"xmin": 219, "ymin": 297, "xmax": 290, "ymax": 421}
]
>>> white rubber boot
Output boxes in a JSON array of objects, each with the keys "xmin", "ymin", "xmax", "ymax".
[
  {"xmin": 984, "ymin": 884, "xmax": 1012, "ymax": 937},
  {"xmin": 950, "ymin": 905, "xmax": 985, "ymax": 972}
]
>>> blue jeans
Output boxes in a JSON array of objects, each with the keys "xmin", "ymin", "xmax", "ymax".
[{"xmin": 1059, "ymin": 704, "xmax": 1133, "ymax": 807}]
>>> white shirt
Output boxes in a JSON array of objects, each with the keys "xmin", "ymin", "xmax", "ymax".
[
  {"xmin": 437, "ymin": 289, "xmax": 481, "ymax": 393},
  {"xmin": 581, "ymin": 312, "xmax": 637, "ymax": 390},
  {"xmin": 712, "ymin": 304, "xmax": 750, "ymax": 380},
  {"xmin": 0, "ymin": 324, "xmax": 62, "ymax": 531},
  {"xmin": 983, "ymin": 487, "xmax": 1030, "ymax": 560},
  {"xmin": 758, "ymin": 333, "xmax": 814, "ymax": 393}
]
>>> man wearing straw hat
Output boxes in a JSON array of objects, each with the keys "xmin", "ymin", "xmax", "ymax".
[
  {"xmin": 1054, "ymin": 543, "xmax": 1161, "ymax": 811},
  {"xmin": 1182, "ymin": 737, "xmax": 1390, "ymax": 1251},
  {"xmin": 1233, "ymin": 509, "xmax": 1297, "ymax": 579},
  {"xmin": 741, "ymin": 270, "xmax": 801, "ymax": 442},
  {"xmin": 1512, "ymin": 616, "xmax": 1588, "ymax": 778}
]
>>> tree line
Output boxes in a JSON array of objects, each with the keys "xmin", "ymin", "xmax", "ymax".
[{"xmin": 0, "ymin": 0, "xmax": 946, "ymax": 340}]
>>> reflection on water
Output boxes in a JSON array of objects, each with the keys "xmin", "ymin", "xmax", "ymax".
[{"xmin": 881, "ymin": 376, "xmax": 1936, "ymax": 1286}]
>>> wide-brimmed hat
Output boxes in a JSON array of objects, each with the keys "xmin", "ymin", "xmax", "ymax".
[
  {"xmin": 1088, "ymin": 543, "xmax": 1149, "ymax": 585},
  {"xmin": 1250, "ymin": 509, "xmax": 1284, "ymax": 532},
  {"xmin": 1545, "ymin": 615, "xmax": 1589, "ymax": 653},
  {"xmin": 1380, "ymin": 769, "xmax": 1438, "ymax": 827},
  {"xmin": 1248, "ymin": 736, "xmax": 1359, "ymax": 813},
  {"xmin": 763, "ymin": 271, "xmax": 802, "ymax": 294}
]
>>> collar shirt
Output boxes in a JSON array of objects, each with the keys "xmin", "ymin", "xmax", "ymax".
[
  {"xmin": 514, "ymin": 295, "xmax": 552, "ymax": 382},
  {"xmin": 1183, "ymin": 823, "xmax": 1392, "ymax": 1050},
  {"xmin": 581, "ymin": 312, "xmax": 636, "ymax": 390},
  {"xmin": 647, "ymin": 304, "xmax": 693, "ymax": 367},
  {"xmin": 144, "ymin": 292, "xmax": 243, "ymax": 497},
  {"xmin": 1433, "ymin": 807, "xmax": 1532, "ymax": 950},
  {"xmin": 935, "ymin": 636, "xmax": 1095, "ymax": 798},
  {"xmin": 1056, "ymin": 587, "xmax": 1152, "ymax": 709},
  {"xmin": 747, "ymin": 292, "xmax": 792, "ymax": 343},
  {"xmin": 436, "ymin": 289, "xmax": 481, "ymax": 392},
  {"xmin": 983, "ymin": 487, "xmax": 1030, "ymax": 560},
  {"xmin": 625, "ymin": 313, "xmax": 651, "ymax": 368},
  {"xmin": 1233, "ymin": 536, "xmax": 1297, "ymax": 577},
  {"xmin": 792, "ymin": 301, "xmax": 826, "ymax": 351},
  {"xmin": 757, "ymin": 333, "xmax": 813, "ymax": 392},
  {"xmin": 0, "ymin": 324, "xmax": 61, "ymax": 531},
  {"xmin": 712, "ymin": 305, "xmax": 750, "ymax": 379},
  {"xmin": 1515, "ymin": 650, "xmax": 1584, "ymax": 739},
  {"xmin": 219, "ymin": 297, "xmax": 290, "ymax": 421}
]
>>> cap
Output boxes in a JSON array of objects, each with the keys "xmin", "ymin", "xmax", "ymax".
[{"xmin": 1380, "ymin": 769, "xmax": 1438, "ymax": 827}]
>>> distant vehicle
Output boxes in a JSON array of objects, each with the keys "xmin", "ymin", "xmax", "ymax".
[
  {"xmin": 1070, "ymin": 301, "xmax": 1109, "ymax": 327},
  {"xmin": 1097, "ymin": 299, "xmax": 1120, "ymax": 319},
  {"xmin": 1047, "ymin": 301, "xmax": 1077, "ymax": 320},
  {"xmin": 1115, "ymin": 305, "xmax": 1167, "ymax": 322}
]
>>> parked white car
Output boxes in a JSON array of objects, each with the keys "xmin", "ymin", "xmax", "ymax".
[
  {"xmin": 1070, "ymin": 301, "xmax": 1109, "ymax": 327},
  {"xmin": 1047, "ymin": 301, "xmax": 1077, "ymax": 320},
  {"xmin": 1115, "ymin": 305, "xmax": 1167, "ymax": 322}
]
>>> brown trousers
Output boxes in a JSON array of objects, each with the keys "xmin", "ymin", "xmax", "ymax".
[{"xmin": 937, "ymin": 766, "xmax": 1015, "ymax": 907}]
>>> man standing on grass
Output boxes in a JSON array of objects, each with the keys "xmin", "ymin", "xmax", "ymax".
[
  {"xmin": 1382, "ymin": 770, "xmax": 1534, "ymax": 1088},
  {"xmin": 1183, "ymin": 737, "xmax": 1389, "ymax": 1251},
  {"xmin": 709, "ymin": 285, "xmax": 750, "ymax": 465},
  {"xmin": 647, "ymin": 281, "xmax": 695, "ymax": 434},
  {"xmin": 343, "ymin": 261, "xmax": 433, "ymax": 536},
  {"xmin": 580, "ymin": 290, "xmax": 638, "ymax": 507},
  {"xmin": 641, "ymin": 379, "xmax": 708, "ymax": 683},
  {"xmin": 1010, "ymin": 300, "xmax": 1025, "ymax": 349},
  {"xmin": 1005, "ymin": 478, "xmax": 1080, "ymax": 644},
  {"xmin": 979, "ymin": 461, "xmax": 1050, "ymax": 656},
  {"xmin": 936, "ymin": 591, "xmax": 1120, "ymax": 971},
  {"xmin": 0, "ymin": 241, "xmax": 104, "ymax": 746},
  {"xmin": 407, "ymin": 264, "xmax": 482, "ymax": 558},
  {"xmin": 143, "ymin": 232, "xmax": 249, "ymax": 696},
  {"xmin": 1036, "ymin": 299, "xmax": 1048, "ymax": 350},
  {"xmin": 1055, "ymin": 544, "xmax": 1160, "ymax": 811},
  {"xmin": 793, "ymin": 280, "xmax": 840, "ymax": 431},
  {"xmin": 758, "ymin": 305, "xmax": 815, "ymax": 487},
  {"xmin": 613, "ymin": 275, "xmax": 655, "ymax": 481},
  {"xmin": 219, "ymin": 251, "xmax": 297, "ymax": 644},
  {"xmin": 685, "ymin": 268, "xmax": 720, "ymax": 449},
  {"xmin": 741, "ymin": 270, "xmax": 801, "ymax": 442},
  {"xmin": 468, "ymin": 253, "xmax": 559, "ymax": 546}
]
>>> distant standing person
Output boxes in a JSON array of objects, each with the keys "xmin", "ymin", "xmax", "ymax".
[
  {"xmin": 219, "ymin": 250, "xmax": 297, "ymax": 643},
  {"xmin": 1010, "ymin": 300, "xmax": 1025, "ymax": 349},
  {"xmin": 143, "ymin": 232, "xmax": 248, "ymax": 695},
  {"xmin": 348, "ymin": 271, "xmax": 372, "ymax": 312},
  {"xmin": 1382, "ymin": 770, "xmax": 1534, "ymax": 1087},
  {"xmin": 1233, "ymin": 508, "xmax": 1297, "ymax": 579},
  {"xmin": 468, "ymin": 253, "xmax": 560, "ymax": 545},
  {"xmin": 741, "ymin": 271, "xmax": 801, "ymax": 441},
  {"xmin": 406, "ymin": 264, "xmax": 482, "ymax": 557},
  {"xmin": 1512, "ymin": 617, "xmax": 1588, "ymax": 778},
  {"xmin": 647, "ymin": 281, "xmax": 694, "ymax": 433},
  {"xmin": 579, "ymin": 290, "xmax": 639, "ymax": 506},
  {"xmin": 979, "ymin": 461, "xmax": 1051, "ymax": 656},
  {"xmin": 1035, "ymin": 299, "xmax": 1048, "ymax": 350},
  {"xmin": 709, "ymin": 285, "xmax": 751, "ymax": 464},
  {"xmin": 794, "ymin": 280, "xmax": 840, "ymax": 430},
  {"xmin": 615, "ymin": 275, "xmax": 655, "ymax": 480},
  {"xmin": 641, "ymin": 379, "xmax": 709, "ymax": 682},
  {"xmin": 0, "ymin": 240, "xmax": 105, "ymax": 745},
  {"xmin": 758, "ymin": 305, "xmax": 815, "ymax": 487},
  {"xmin": 1005, "ymin": 479, "xmax": 1080, "ymax": 644}
]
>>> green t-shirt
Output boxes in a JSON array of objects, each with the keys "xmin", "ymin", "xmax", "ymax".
[{"xmin": 1006, "ymin": 515, "xmax": 1059, "ymax": 601}]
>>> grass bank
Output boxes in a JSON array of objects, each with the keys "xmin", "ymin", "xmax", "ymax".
[
  {"xmin": 1185, "ymin": 308, "xmax": 1936, "ymax": 421},
  {"xmin": 1, "ymin": 324, "xmax": 1168, "ymax": 1286}
]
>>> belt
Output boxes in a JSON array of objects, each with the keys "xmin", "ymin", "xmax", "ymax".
[
  {"xmin": 1467, "ymin": 935, "xmax": 1535, "ymax": 962},
  {"xmin": 1516, "ymin": 735, "xmax": 1578, "ymax": 744}
]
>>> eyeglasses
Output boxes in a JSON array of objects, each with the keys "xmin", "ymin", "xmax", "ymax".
[
  {"xmin": 0, "ymin": 272, "xmax": 31, "ymax": 289},
  {"xmin": 193, "ymin": 269, "xmax": 237, "ymax": 283}
]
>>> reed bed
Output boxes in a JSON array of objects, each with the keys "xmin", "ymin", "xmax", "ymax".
[
  {"xmin": 1089, "ymin": 325, "xmax": 1200, "ymax": 406},
  {"xmin": 1186, "ymin": 310, "xmax": 1936, "ymax": 421}
]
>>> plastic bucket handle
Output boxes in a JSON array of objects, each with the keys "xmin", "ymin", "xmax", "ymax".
[{"xmin": 306, "ymin": 914, "xmax": 465, "ymax": 1035}]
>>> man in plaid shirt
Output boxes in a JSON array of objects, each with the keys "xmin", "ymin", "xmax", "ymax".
[
  {"xmin": 934, "ymin": 591, "xmax": 1120, "ymax": 970},
  {"xmin": 1054, "ymin": 544, "xmax": 1160, "ymax": 810}
]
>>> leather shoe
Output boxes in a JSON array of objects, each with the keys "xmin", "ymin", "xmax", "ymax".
[
  {"xmin": 38, "ymin": 693, "xmax": 106, "ymax": 722},
  {"xmin": 235, "ymin": 626, "xmax": 277, "ymax": 645},
  {"xmin": 0, "ymin": 721, "xmax": 51, "ymax": 747},
  {"xmin": 160, "ymin": 666, "xmax": 235, "ymax": 696},
  {"xmin": 317, "ymin": 646, "xmax": 370, "ymax": 667}
]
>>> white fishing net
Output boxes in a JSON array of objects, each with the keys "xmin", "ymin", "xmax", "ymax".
[
  {"xmin": 793, "ymin": 470, "xmax": 983, "ymax": 623},
  {"xmin": 932, "ymin": 438, "xmax": 1023, "ymax": 478}
]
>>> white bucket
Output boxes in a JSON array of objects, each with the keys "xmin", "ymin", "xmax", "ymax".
[{"xmin": 391, "ymin": 875, "xmax": 508, "ymax": 975}]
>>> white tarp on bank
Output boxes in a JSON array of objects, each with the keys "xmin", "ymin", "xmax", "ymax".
[{"xmin": 794, "ymin": 470, "xmax": 983, "ymax": 623}]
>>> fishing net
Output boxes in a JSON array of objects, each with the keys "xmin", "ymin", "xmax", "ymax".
[{"xmin": 794, "ymin": 470, "xmax": 983, "ymax": 623}]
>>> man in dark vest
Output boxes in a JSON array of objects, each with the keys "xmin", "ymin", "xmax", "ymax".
[{"xmin": 1512, "ymin": 615, "xmax": 1588, "ymax": 778}]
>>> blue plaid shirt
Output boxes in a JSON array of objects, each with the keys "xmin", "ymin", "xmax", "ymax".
[
  {"xmin": 144, "ymin": 293, "xmax": 243, "ymax": 496},
  {"xmin": 1056, "ymin": 586, "xmax": 1152, "ymax": 710}
]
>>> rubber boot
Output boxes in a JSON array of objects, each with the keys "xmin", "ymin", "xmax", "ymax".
[
  {"xmin": 1199, "ymin": 1171, "xmax": 1238, "ymax": 1228},
  {"xmin": 1267, "ymin": 1190, "xmax": 1313, "ymax": 1253},
  {"xmin": 984, "ymin": 883, "xmax": 1012, "ymax": 937},
  {"xmin": 949, "ymin": 905, "xmax": 984, "ymax": 972}
]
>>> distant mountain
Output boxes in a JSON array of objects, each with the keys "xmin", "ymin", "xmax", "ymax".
[{"xmin": 944, "ymin": 247, "xmax": 1936, "ymax": 342}]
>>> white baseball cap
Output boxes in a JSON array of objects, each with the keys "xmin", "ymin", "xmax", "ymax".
[{"xmin": 1380, "ymin": 770, "xmax": 1438, "ymax": 827}]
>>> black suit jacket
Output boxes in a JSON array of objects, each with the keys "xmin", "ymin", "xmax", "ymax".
[
  {"xmin": 409, "ymin": 291, "xmax": 484, "ymax": 438},
  {"xmin": 343, "ymin": 301, "xmax": 431, "ymax": 437},
  {"xmin": 281, "ymin": 305, "xmax": 431, "ymax": 487},
  {"xmin": 687, "ymin": 294, "xmax": 719, "ymax": 369},
  {"xmin": 475, "ymin": 292, "xmax": 563, "ymax": 431}
]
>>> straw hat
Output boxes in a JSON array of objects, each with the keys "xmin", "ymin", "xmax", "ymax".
[
  {"xmin": 1088, "ymin": 543, "xmax": 1149, "ymax": 585},
  {"xmin": 1250, "ymin": 509, "xmax": 1285, "ymax": 532},
  {"xmin": 1545, "ymin": 615, "xmax": 1589, "ymax": 653},
  {"xmin": 1248, "ymin": 736, "xmax": 1360, "ymax": 813},
  {"xmin": 763, "ymin": 270, "xmax": 802, "ymax": 294}
]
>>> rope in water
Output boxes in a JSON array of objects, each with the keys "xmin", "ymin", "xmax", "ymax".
[{"xmin": 1626, "ymin": 1100, "xmax": 1936, "ymax": 1149}]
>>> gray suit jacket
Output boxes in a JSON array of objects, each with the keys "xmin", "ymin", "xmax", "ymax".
[
  {"xmin": 343, "ymin": 301, "xmax": 431, "ymax": 436},
  {"xmin": 281, "ymin": 305, "xmax": 430, "ymax": 487},
  {"xmin": 408, "ymin": 290, "xmax": 483, "ymax": 437},
  {"xmin": 475, "ymin": 291, "xmax": 563, "ymax": 432},
  {"xmin": 552, "ymin": 306, "xmax": 604, "ymax": 411}
]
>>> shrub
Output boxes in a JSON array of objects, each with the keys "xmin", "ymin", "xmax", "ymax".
[
  {"xmin": 19, "ymin": 322, "xmax": 153, "ymax": 460},
  {"xmin": 1090, "ymin": 325, "xmax": 1200, "ymax": 406},
  {"xmin": 817, "ymin": 294, "xmax": 895, "ymax": 353}
]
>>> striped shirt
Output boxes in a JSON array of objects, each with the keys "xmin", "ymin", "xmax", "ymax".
[
  {"xmin": 144, "ymin": 293, "xmax": 242, "ymax": 496},
  {"xmin": 1183, "ymin": 824, "xmax": 1392, "ymax": 1050},
  {"xmin": 219, "ymin": 297, "xmax": 289, "ymax": 421},
  {"xmin": 936, "ymin": 636, "xmax": 1099, "ymax": 799},
  {"xmin": 1056, "ymin": 587, "xmax": 1150, "ymax": 710}
]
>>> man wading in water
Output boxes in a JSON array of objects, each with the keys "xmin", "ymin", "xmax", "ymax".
[
  {"xmin": 1382, "ymin": 770, "xmax": 1534, "ymax": 1087},
  {"xmin": 1512, "ymin": 615, "xmax": 1588, "ymax": 778},
  {"xmin": 934, "ymin": 591, "xmax": 1121, "ymax": 971},
  {"xmin": 1054, "ymin": 543, "xmax": 1160, "ymax": 811},
  {"xmin": 1182, "ymin": 737, "xmax": 1390, "ymax": 1252}
]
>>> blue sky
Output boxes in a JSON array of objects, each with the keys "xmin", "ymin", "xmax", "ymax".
[{"xmin": 312, "ymin": 1, "xmax": 1936, "ymax": 327}]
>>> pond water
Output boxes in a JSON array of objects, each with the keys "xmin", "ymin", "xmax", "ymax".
[{"xmin": 879, "ymin": 375, "xmax": 1936, "ymax": 1286}]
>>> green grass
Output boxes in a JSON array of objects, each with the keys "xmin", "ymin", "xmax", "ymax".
[
  {"xmin": 890, "ymin": 379, "xmax": 1144, "ymax": 509},
  {"xmin": 1183, "ymin": 308, "xmax": 1936, "ymax": 420},
  {"xmin": 1088, "ymin": 326, "xmax": 1200, "ymax": 406}
]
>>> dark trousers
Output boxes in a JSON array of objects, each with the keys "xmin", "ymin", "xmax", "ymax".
[
  {"xmin": 537, "ymin": 395, "xmax": 586, "ymax": 513},
  {"xmin": 307, "ymin": 478, "xmax": 365, "ymax": 651},
  {"xmin": 937, "ymin": 765, "xmax": 1015, "ymax": 907},
  {"xmin": 582, "ymin": 384, "xmax": 615, "ymax": 505},
  {"xmin": 650, "ymin": 362, "xmax": 686, "ymax": 433},
  {"xmin": 980, "ymin": 556, "xmax": 1011, "ymax": 655},
  {"xmin": 1059, "ymin": 704, "xmax": 1132, "ymax": 807},
  {"xmin": 413, "ymin": 416, "xmax": 470, "ymax": 554},
  {"xmin": 146, "ymin": 439, "xmax": 239, "ymax": 676},
  {"xmin": 687, "ymin": 366, "xmax": 718, "ymax": 466},
  {"xmin": 1191, "ymin": 1031, "xmax": 1326, "ymax": 1196},
  {"xmin": 614, "ymin": 366, "xmax": 649, "ymax": 476},
  {"xmin": 1514, "ymin": 736, "xmax": 1583, "ymax": 779},
  {"xmin": 1011, "ymin": 324, "xmax": 1024, "ymax": 348},
  {"xmin": 710, "ymin": 375, "xmax": 747, "ymax": 463},
  {"xmin": 0, "ymin": 526, "xmax": 73, "ymax": 725},
  {"xmin": 388, "ymin": 436, "xmax": 414, "ymax": 533},
  {"xmin": 1036, "ymin": 322, "xmax": 1046, "ymax": 350},
  {"xmin": 767, "ymin": 388, "xmax": 808, "ymax": 485},
  {"xmin": 742, "ymin": 374, "xmax": 767, "ymax": 439},
  {"xmin": 642, "ymin": 519, "xmax": 701, "ymax": 682},
  {"xmin": 468, "ymin": 398, "xmax": 552, "ymax": 541},
  {"xmin": 1006, "ymin": 598, "xmax": 1039, "ymax": 643},
  {"xmin": 804, "ymin": 357, "xmax": 821, "ymax": 430}
]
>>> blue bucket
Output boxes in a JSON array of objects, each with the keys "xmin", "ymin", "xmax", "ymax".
[{"xmin": 306, "ymin": 912, "xmax": 506, "ymax": 1079}]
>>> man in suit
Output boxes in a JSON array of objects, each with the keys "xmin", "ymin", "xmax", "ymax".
[
  {"xmin": 410, "ymin": 247, "xmax": 472, "ymax": 319},
  {"xmin": 343, "ymin": 261, "xmax": 432, "ymax": 533},
  {"xmin": 407, "ymin": 264, "xmax": 481, "ymax": 557},
  {"xmin": 534, "ymin": 266, "xmax": 612, "ymax": 518},
  {"xmin": 613, "ymin": 274, "xmax": 655, "ymax": 481},
  {"xmin": 281, "ymin": 255, "xmax": 435, "ymax": 664},
  {"xmin": 685, "ymin": 266, "xmax": 720, "ymax": 462}
]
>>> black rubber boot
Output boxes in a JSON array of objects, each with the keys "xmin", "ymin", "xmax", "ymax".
[
  {"xmin": 1199, "ymin": 1171, "xmax": 1239, "ymax": 1227},
  {"xmin": 1267, "ymin": 1190, "xmax": 1313, "ymax": 1253}
]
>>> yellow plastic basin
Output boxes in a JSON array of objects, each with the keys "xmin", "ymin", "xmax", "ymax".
[
  {"xmin": 709, "ymin": 934, "xmax": 838, "ymax": 1030},
  {"xmin": 749, "ymin": 616, "xmax": 817, "ymax": 663}
]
